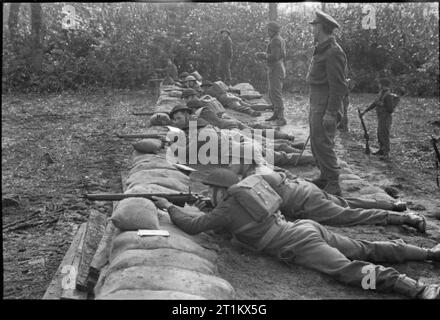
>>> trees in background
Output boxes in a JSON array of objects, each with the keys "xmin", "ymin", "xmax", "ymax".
[{"xmin": 2, "ymin": 2, "xmax": 438, "ymax": 96}]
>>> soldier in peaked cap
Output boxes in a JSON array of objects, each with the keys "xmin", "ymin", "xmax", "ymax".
[
  {"xmin": 255, "ymin": 21, "xmax": 287, "ymax": 126},
  {"xmin": 306, "ymin": 10, "xmax": 348, "ymax": 196},
  {"xmin": 219, "ymin": 28, "xmax": 233, "ymax": 85}
]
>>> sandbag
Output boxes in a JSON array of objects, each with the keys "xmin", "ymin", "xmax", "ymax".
[
  {"xmin": 106, "ymin": 248, "xmax": 217, "ymax": 276},
  {"xmin": 126, "ymin": 183, "xmax": 180, "ymax": 195},
  {"xmin": 127, "ymin": 169, "xmax": 190, "ymax": 185},
  {"xmin": 110, "ymin": 231, "xmax": 217, "ymax": 264},
  {"xmin": 240, "ymin": 90, "xmax": 262, "ymax": 100},
  {"xmin": 231, "ymin": 83, "xmax": 254, "ymax": 92},
  {"xmin": 111, "ymin": 198, "xmax": 159, "ymax": 231},
  {"xmin": 129, "ymin": 162, "xmax": 178, "ymax": 176},
  {"xmin": 126, "ymin": 171, "xmax": 189, "ymax": 192},
  {"xmin": 130, "ymin": 153, "xmax": 172, "ymax": 168},
  {"xmin": 96, "ymin": 289, "xmax": 206, "ymax": 300},
  {"xmin": 95, "ymin": 265, "xmax": 235, "ymax": 299},
  {"xmin": 157, "ymin": 96, "xmax": 181, "ymax": 106},
  {"xmin": 124, "ymin": 185, "xmax": 150, "ymax": 194},
  {"xmin": 132, "ymin": 139, "xmax": 163, "ymax": 154}
]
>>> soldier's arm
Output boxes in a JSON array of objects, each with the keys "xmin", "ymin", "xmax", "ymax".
[
  {"xmin": 325, "ymin": 49, "xmax": 348, "ymax": 116},
  {"xmin": 266, "ymin": 38, "xmax": 282, "ymax": 63},
  {"xmin": 168, "ymin": 205, "xmax": 231, "ymax": 235}
]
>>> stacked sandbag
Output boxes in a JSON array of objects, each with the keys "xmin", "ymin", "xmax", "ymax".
[{"xmin": 95, "ymin": 131, "xmax": 236, "ymax": 299}]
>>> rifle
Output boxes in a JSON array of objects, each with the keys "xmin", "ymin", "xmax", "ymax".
[
  {"xmin": 116, "ymin": 133, "xmax": 172, "ymax": 144},
  {"xmin": 294, "ymin": 134, "xmax": 310, "ymax": 166},
  {"xmin": 431, "ymin": 135, "xmax": 440, "ymax": 188},
  {"xmin": 84, "ymin": 192, "xmax": 213, "ymax": 209},
  {"xmin": 358, "ymin": 108, "xmax": 371, "ymax": 155},
  {"xmin": 132, "ymin": 111, "xmax": 156, "ymax": 116}
]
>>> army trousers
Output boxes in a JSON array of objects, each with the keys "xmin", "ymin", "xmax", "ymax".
[
  {"xmin": 337, "ymin": 94, "xmax": 349, "ymax": 131},
  {"xmin": 282, "ymin": 178, "xmax": 396, "ymax": 227},
  {"xmin": 264, "ymin": 219, "xmax": 428, "ymax": 293},
  {"xmin": 267, "ymin": 62, "xmax": 285, "ymax": 119},
  {"xmin": 377, "ymin": 111, "xmax": 392, "ymax": 155},
  {"xmin": 219, "ymin": 59, "xmax": 232, "ymax": 85},
  {"xmin": 309, "ymin": 88, "xmax": 341, "ymax": 181}
]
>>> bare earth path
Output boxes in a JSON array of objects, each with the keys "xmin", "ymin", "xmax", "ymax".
[{"xmin": 2, "ymin": 90, "xmax": 439, "ymax": 299}]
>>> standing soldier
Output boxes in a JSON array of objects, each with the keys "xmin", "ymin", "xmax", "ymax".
[
  {"xmin": 360, "ymin": 78, "xmax": 398, "ymax": 161},
  {"xmin": 256, "ymin": 21, "xmax": 287, "ymax": 126},
  {"xmin": 306, "ymin": 10, "xmax": 348, "ymax": 196},
  {"xmin": 219, "ymin": 29, "xmax": 233, "ymax": 85}
]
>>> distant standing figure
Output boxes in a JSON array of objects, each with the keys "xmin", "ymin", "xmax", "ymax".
[
  {"xmin": 219, "ymin": 29, "xmax": 233, "ymax": 85},
  {"xmin": 255, "ymin": 21, "xmax": 287, "ymax": 126},
  {"xmin": 162, "ymin": 58, "xmax": 179, "ymax": 85},
  {"xmin": 360, "ymin": 77, "xmax": 399, "ymax": 161}
]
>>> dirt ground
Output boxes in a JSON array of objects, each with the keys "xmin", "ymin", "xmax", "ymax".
[{"xmin": 2, "ymin": 89, "xmax": 439, "ymax": 299}]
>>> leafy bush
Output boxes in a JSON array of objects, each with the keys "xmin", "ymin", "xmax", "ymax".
[{"xmin": 2, "ymin": 2, "xmax": 439, "ymax": 96}]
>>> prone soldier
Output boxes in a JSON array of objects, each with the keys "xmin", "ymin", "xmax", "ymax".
[{"xmin": 152, "ymin": 168, "xmax": 440, "ymax": 299}]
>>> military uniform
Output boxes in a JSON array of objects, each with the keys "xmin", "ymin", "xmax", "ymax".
[
  {"xmin": 364, "ymin": 87, "xmax": 394, "ymax": 156},
  {"xmin": 167, "ymin": 194, "xmax": 431, "ymax": 296},
  {"xmin": 259, "ymin": 172, "xmax": 423, "ymax": 230},
  {"xmin": 261, "ymin": 22, "xmax": 287, "ymax": 124},
  {"xmin": 307, "ymin": 12, "xmax": 348, "ymax": 194},
  {"xmin": 219, "ymin": 30, "xmax": 233, "ymax": 85},
  {"xmin": 203, "ymin": 82, "xmax": 260, "ymax": 117}
]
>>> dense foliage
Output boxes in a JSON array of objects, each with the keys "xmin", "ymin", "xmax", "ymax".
[{"xmin": 2, "ymin": 2, "xmax": 439, "ymax": 96}]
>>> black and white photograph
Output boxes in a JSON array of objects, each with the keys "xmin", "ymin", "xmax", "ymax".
[{"xmin": 2, "ymin": 1, "xmax": 439, "ymax": 307}]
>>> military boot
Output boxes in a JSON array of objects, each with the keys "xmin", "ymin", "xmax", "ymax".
[
  {"xmin": 387, "ymin": 212, "xmax": 426, "ymax": 233},
  {"xmin": 265, "ymin": 109, "xmax": 278, "ymax": 121},
  {"xmin": 393, "ymin": 275, "xmax": 440, "ymax": 299},
  {"xmin": 323, "ymin": 180, "xmax": 342, "ymax": 196},
  {"xmin": 250, "ymin": 110, "xmax": 262, "ymax": 117},
  {"xmin": 427, "ymin": 244, "xmax": 440, "ymax": 262},
  {"xmin": 308, "ymin": 177, "xmax": 328, "ymax": 189},
  {"xmin": 275, "ymin": 109, "xmax": 287, "ymax": 126},
  {"xmin": 392, "ymin": 200, "xmax": 407, "ymax": 212}
]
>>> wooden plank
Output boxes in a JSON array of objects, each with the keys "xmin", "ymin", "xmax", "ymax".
[
  {"xmin": 75, "ymin": 210, "xmax": 106, "ymax": 292},
  {"xmin": 42, "ymin": 223, "xmax": 87, "ymax": 299},
  {"xmin": 61, "ymin": 223, "xmax": 88, "ymax": 300}
]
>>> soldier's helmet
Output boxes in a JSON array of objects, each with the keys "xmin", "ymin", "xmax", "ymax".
[
  {"xmin": 179, "ymin": 72, "xmax": 190, "ymax": 79},
  {"xmin": 267, "ymin": 21, "xmax": 281, "ymax": 32},
  {"xmin": 184, "ymin": 75, "xmax": 197, "ymax": 82},
  {"xmin": 169, "ymin": 104, "xmax": 193, "ymax": 119},
  {"xmin": 220, "ymin": 29, "xmax": 231, "ymax": 35},
  {"xmin": 202, "ymin": 169, "xmax": 240, "ymax": 188}
]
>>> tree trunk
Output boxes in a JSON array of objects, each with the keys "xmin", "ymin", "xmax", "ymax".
[
  {"xmin": 269, "ymin": 3, "xmax": 277, "ymax": 21},
  {"xmin": 30, "ymin": 3, "xmax": 44, "ymax": 73},
  {"xmin": 8, "ymin": 3, "xmax": 20, "ymax": 53}
]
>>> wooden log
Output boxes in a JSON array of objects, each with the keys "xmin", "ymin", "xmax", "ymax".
[
  {"xmin": 60, "ymin": 223, "xmax": 88, "ymax": 300},
  {"xmin": 75, "ymin": 210, "xmax": 106, "ymax": 292},
  {"xmin": 43, "ymin": 223, "xmax": 87, "ymax": 299},
  {"xmin": 87, "ymin": 218, "xmax": 116, "ymax": 289}
]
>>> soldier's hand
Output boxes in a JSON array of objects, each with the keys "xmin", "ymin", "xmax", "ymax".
[
  {"xmin": 193, "ymin": 199, "xmax": 207, "ymax": 211},
  {"xmin": 151, "ymin": 196, "xmax": 173, "ymax": 210}
]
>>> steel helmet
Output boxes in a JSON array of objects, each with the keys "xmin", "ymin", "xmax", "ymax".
[
  {"xmin": 267, "ymin": 21, "xmax": 281, "ymax": 32},
  {"xmin": 169, "ymin": 104, "xmax": 193, "ymax": 119},
  {"xmin": 184, "ymin": 75, "xmax": 197, "ymax": 82},
  {"xmin": 202, "ymin": 168, "xmax": 240, "ymax": 188}
]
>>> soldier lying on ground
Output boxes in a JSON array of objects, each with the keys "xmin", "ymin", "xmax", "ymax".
[
  {"xmin": 152, "ymin": 168, "xmax": 440, "ymax": 300},
  {"xmin": 201, "ymin": 80, "xmax": 262, "ymax": 117},
  {"xmin": 181, "ymin": 88, "xmax": 302, "ymax": 149},
  {"xmin": 227, "ymin": 159, "xmax": 425, "ymax": 232},
  {"xmin": 169, "ymin": 104, "xmax": 315, "ymax": 167}
]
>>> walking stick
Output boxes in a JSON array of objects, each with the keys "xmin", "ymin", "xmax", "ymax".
[{"xmin": 295, "ymin": 134, "xmax": 311, "ymax": 166}]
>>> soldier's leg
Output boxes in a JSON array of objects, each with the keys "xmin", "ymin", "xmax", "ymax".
[
  {"xmin": 278, "ymin": 220, "xmax": 433, "ymax": 296},
  {"xmin": 309, "ymin": 92, "xmax": 340, "ymax": 182},
  {"xmin": 276, "ymin": 221, "xmax": 415, "ymax": 294},
  {"xmin": 269, "ymin": 70, "xmax": 286, "ymax": 123},
  {"xmin": 225, "ymin": 61, "xmax": 232, "ymax": 85}
]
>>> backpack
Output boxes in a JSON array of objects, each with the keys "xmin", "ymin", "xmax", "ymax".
[
  {"xmin": 227, "ymin": 175, "xmax": 282, "ymax": 222},
  {"xmin": 384, "ymin": 93, "xmax": 400, "ymax": 113}
]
